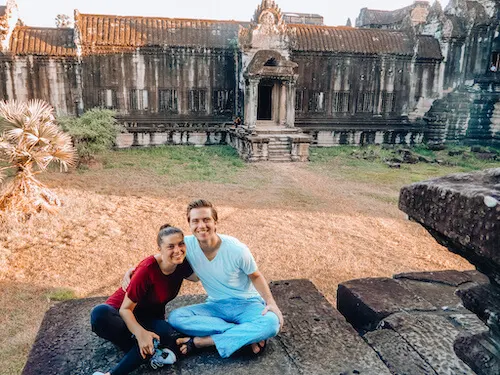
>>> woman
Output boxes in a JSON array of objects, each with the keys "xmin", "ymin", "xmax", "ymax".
[{"xmin": 90, "ymin": 224, "xmax": 194, "ymax": 375}]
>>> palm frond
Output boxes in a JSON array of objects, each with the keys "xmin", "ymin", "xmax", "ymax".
[
  {"xmin": 24, "ymin": 100, "xmax": 55, "ymax": 131},
  {"xmin": 36, "ymin": 121, "xmax": 60, "ymax": 144},
  {"xmin": 0, "ymin": 100, "xmax": 76, "ymax": 215},
  {"xmin": 0, "ymin": 100, "xmax": 26, "ymax": 131},
  {"xmin": 52, "ymin": 148, "xmax": 78, "ymax": 170},
  {"xmin": 4, "ymin": 127, "xmax": 25, "ymax": 143}
]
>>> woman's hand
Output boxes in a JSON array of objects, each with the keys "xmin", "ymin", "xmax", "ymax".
[
  {"xmin": 121, "ymin": 267, "xmax": 136, "ymax": 291},
  {"xmin": 137, "ymin": 329, "xmax": 160, "ymax": 359},
  {"xmin": 119, "ymin": 294, "xmax": 158, "ymax": 359}
]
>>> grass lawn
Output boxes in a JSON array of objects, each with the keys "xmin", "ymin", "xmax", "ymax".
[{"xmin": 0, "ymin": 143, "xmax": 497, "ymax": 375}]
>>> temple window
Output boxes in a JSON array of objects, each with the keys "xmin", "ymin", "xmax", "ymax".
[
  {"xmin": 381, "ymin": 91, "xmax": 396, "ymax": 113},
  {"xmin": 159, "ymin": 89, "xmax": 178, "ymax": 113},
  {"xmin": 130, "ymin": 89, "xmax": 149, "ymax": 111},
  {"xmin": 188, "ymin": 89, "xmax": 207, "ymax": 113},
  {"xmin": 213, "ymin": 90, "xmax": 232, "ymax": 114},
  {"xmin": 308, "ymin": 91, "xmax": 325, "ymax": 112},
  {"xmin": 356, "ymin": 92, "xmax": 374, "ymax": 113},
  {"xmin": 98, "ymin": 89, "xmax": 117, "ymax": 109},
  {"xmin": 490, "ymin": 52, "xmax": 500, "ymax": 72},
  {"xmin": 332, "ymin": 91, "xmax": 350, "ymax": 112},
  {"xmin": 295, "ymin": 90, "xmax": 305, "ymax": 111}
]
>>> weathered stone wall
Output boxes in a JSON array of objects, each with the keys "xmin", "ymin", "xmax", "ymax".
[
  {"xmin": 293, "ymin": 53, "xmax": 412, "ymax": 119},
  {"xmin": 0, "ymin": 55, "xmax": 79, "ymax": 115},
  {"xmin": 305, "ymin": 128, "xmax": 425, "ymax": 147},
  {"xmin": 116, "ymin": 128, "xmax": 229, "ymax": 148},
  {"xmin": 81, "ymin": 48, "xmax": 237, "ymax": 120}
]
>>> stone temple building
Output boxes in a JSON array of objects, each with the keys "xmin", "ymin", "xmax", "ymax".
[{"xmin": 0, "ymin": 0, "xmax": 498, "ymax": 161}]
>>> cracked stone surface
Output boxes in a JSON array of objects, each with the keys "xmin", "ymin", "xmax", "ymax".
[
  {"xmin": 383, "ymin": 313, "xmax": 475, "ymax": 375},
  {"xmin": 364, "ymin": 329, "xmax": 439, "ymax": 375},
  {"xmin": 337, "ymin": 270, "xmax": 491, "ymax": 374}
]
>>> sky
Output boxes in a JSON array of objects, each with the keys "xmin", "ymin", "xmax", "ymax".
[{"xmin": 13, "ymin": 0, "xmax": 449, "ymax": 28}]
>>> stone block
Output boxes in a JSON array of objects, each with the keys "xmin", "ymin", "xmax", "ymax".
[
  {"xmin": 337, "ymin": 277, "xmax": 435, "ymax": 331},
  {"xmin": 456, "ymin": 283, "xmax": 500, "ymax": 326},
  {"xmin": 397, "ymin": 278, "xmax": 464, "ymax": 311},
  {"xmin": 394, "ymin": 270, "xmax": 480, "ymax": 287},
  {"xmin": 364, "ymin": 329, "xmax": 438, "ymax": 375},
  {"xmin": 271, "ymin": 279, "xmax": 391, "ymax": 375},
  {"xmin": 398, "ymin": 168, "xmax": 500, "ymax": 285},
  {"xmin": 382, "ymin": 313, "xmax": 475, "ymax": 375},
  {"xmin": 448, "ymin": 313, "xmax": 489, "ymax": 335},
  {"xmin": 454, "ymin": 332, "xmax": 500, "ymax": 375}
]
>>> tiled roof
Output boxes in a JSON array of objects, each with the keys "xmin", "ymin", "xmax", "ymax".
[
  {"xmin": 357, "ymin": 6, "xmax": 412, "ymax": 27},
  {"xmin": 9, "ymin": 27, "xmax": 76, "ymax": 56},
  {"xmin": 289, "ymin": 25, "xmax": 415, "ymax": 56},
  {"xmin": 417, "ymin": 35, "xmax": 442, "ymax": 59},
  {"xmin": 75, "ymin": 13, "xmax": 246, "ymax": 52},
  {"xmin": 288, "ymin": 25, "xmax": 441, "ymax": 59}
]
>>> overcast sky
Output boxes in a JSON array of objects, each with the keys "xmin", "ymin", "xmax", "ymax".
[{"xmin": 14, "ymin": 0, "xmax": 449, "ymax": 28}]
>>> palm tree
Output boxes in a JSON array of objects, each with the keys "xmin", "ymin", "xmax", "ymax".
[{"xmin": 0, "ymin": 100, "xmax": 77, "ymax": 215}]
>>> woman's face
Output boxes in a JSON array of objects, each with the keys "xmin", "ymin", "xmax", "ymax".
[{"xmin": 159, "ymin": 232, "xmax": 186, "ymax": 265}]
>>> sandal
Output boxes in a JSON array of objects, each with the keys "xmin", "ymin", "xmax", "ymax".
[
  {"xmin": 177, "ymin": 337, "xmax": 199, "ymax": 356},
  {"xmin": 242, "ymin": 339, "xmax": 267, "ymax": 356}
]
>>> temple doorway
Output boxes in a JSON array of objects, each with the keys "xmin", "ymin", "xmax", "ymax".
[{"xmin": 258, "ymin": 81, "xmax": 273, "ymax": 120}]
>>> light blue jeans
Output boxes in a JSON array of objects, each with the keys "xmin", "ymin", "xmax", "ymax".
[{"xmin": 168, "ymin": 297, "xmax": 280, "ymax": 358}]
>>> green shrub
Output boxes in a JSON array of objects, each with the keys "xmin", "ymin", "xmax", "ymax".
[{"xmin": 59, "ymin": 108, "xmax": 122, "ymax": 161}]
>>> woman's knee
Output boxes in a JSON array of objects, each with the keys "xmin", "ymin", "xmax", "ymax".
[{"xmin": 90, "ymin": 304, "xmax": 112, "ymax": 330}]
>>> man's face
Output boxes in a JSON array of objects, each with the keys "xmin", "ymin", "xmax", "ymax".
[{"xmin": 189, "ymin": 207, "xmax": 217, "ymax": 242}]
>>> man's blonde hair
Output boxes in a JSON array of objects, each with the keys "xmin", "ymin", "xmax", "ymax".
[{"xmin": 186, "ymin": 199, "xmax": 218, "ymax": 222}]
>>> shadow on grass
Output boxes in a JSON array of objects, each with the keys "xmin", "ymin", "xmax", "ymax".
[{"xmin": 0, "ymin": 282, "xmax": 79, "ymax": 375}]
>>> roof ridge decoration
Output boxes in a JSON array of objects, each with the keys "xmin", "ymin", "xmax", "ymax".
[
  {"xmin": 252, "ymin": 0, "xmax": 286, "ymax": 32},
  {"xmin": 0, "ymin": 0, "xmax": 19, "ymax": 52}
]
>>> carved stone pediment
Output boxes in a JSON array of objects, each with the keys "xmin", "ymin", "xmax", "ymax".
[
  {"xmin": 239, "ymin": 0, "xmax": 289, "ymax": 52},
  {"xmin": 246, "ymin": 49, "xmax": 297, "ymax": 78}
]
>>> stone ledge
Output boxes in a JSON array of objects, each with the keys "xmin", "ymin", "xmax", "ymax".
[
  {"xmin": 398, "ymin": 168, "xmax": 500, "ymax": 284},
  {"xmin": 337, "ymin": 270, "xmax": 489, "ymax": 375},
  {"xmin": 23, "ymin": 279, "xmax": 391, "ymax": 375}
]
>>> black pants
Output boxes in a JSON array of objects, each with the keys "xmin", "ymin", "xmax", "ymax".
[{"xmin": 90, "ymin": 304, "xmax": 176, "ymax": 375}]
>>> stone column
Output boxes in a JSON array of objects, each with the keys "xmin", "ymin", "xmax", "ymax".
[
  {"xmin": 285, "ymin": 79, "xmax": 296, "ymax": 127},
  {"xmin": 279, "ymin": 82, "xmax": 287, "ymax": 125},
  {"xmin": 377, "ymin": 58, "xmax": 386, "ymax": 115},
  {"xmin": 244, "ymin": 77, "xmax": 259, "ymax": 130}
]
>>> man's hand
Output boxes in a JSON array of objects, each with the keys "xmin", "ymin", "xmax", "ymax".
[
  {"xmin": 262, "ymin": 302, "xmax": 284, "ymax": 330},
  {"xmin": 137, "ymin": 329, "xmax": 160, "ymax": 359},
  {"xmin": 121, "ymin": 267, "xmax": 135, "ymax": 291}
]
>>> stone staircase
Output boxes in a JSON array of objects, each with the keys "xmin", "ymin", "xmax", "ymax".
[
  {"xmin": 425, "ymin": 84, "xmax": 500, "ymax": 145},
  {"xmin": 268, "ymin": 136, "xmax": 292, "ymax": 162},
  {"xmin": 227, "ymin": 124, "xmax": 311, "ymax": 162}
]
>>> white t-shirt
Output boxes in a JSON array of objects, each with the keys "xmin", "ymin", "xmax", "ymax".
[{"xmin": 184, "ymin": 234, "xmax": 260, "ymax": 301}]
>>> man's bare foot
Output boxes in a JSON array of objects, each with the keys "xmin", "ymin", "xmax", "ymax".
[{"xmin": 251, "ymin": 340, "xmax": 266, "ymax": 354}]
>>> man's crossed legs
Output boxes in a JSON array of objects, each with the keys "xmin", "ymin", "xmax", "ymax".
[{"xmin": 168, "ymin": 297, "xmax": 280, "ymax": 358}]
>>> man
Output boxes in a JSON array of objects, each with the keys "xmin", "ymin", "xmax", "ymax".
[
  {"xmin": 169, "ymin": 199, "xmax": 283, "ymax": 358},
  {"xmin": 123, "ymin": 199, "xmax": 283, "ymax": 359}
]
